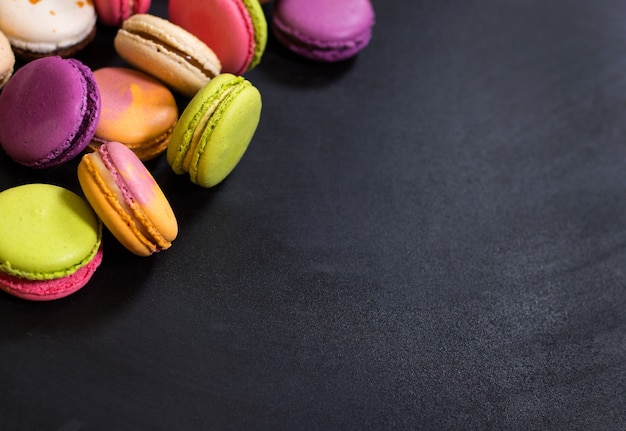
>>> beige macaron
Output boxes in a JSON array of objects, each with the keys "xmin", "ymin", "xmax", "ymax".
[
  {"xmin": 114, "ymin": 14, "xmax": 222, "ymax": 98},
  {"xmin": 0, "ymin": 30, "xmax": 15, "ymax": 89}
]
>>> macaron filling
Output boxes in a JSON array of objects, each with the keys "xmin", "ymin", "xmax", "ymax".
[
  {"xmin": 90, "ymin": 123, "xmax": 175, "ymax": 161},
  {"xmin": 168, "ymin": 73, "xmax": 261, "ymax": 187},
  {"xmin": 169, "ymin": 77, "xmax": 245, "ymax": 175},
  {"xmin": 182, "ymin": 85, "xmax": 238, "ymax": 173},
  {"xmin": 120, "ymin": 28, "xmax": 219, "ymax": 79}
]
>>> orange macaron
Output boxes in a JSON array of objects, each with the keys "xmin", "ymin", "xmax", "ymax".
[
  {"xmin": 78, "ymin": 141, "xmax": 178, "ymax": 257},
  {"xmin": 90, "ymin": 67, "xmax": 179, "ymax": 161}
]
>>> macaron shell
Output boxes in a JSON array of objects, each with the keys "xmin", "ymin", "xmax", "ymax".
[
  {"xmin": 0, "ymin": 56, "xmax": 101, "ymax": 168},
  {"xmin": 167, "ymin": 73, "xmax": 261, "ymax": 188},
  {"xmin": 132, "ymin": 0, "xmax": 152, "ymax": 14},
  {"xmin": 95, "ymin": 0, "xmax": 152, "ymax": 27},
  {"xmin": 114, "ymin": 14, "xmax": 221, "ymax": 97},
  {"xmin": 0, "ymin": 246, "xmax": 103, "ymax": 301},
  {"xmin": 0, "ymin": 30, "xmax": 15, "ymax": 89},
  {"xmin": 272, "ymin": 0, "xmax": 375, "ymax": 62},
  {"xmin": 194, "ymin": 82, "xmax": 261, "ymax": 187},
  {"xmin": 79, "ymin": 156, "xmax": 157, "ymax": 256},
  {"xmin": 167, "ymin": 73, "xmax": 233, "ymax": 175},
  {"xmin": 92, "ymin": 67, "xmax": 178, "ymax": 160},
  {"xmin": 0, "ymin": 184, "xmax": 102, "ymax": 280},
  {"xmin": 78, "ymin": 142, "xmax": 177, "ymax": 256},
  {"xmin": 107, "ymin": 141, "xmax": 178, "ymax": 243},
  {"xmin": 241, "ymin": 0, "xmax": 268, "ymax": 71},
  {"xmin": 168, "ymin": 0, "xmax": 259, "ymax": 75},
  {"xmin": 0, "ymin": 0, "xmax": 96, "ymax": 56}
]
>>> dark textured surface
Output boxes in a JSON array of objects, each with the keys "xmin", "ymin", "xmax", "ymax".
[{"xmin": 2, "ymin": 1, "xmax": 626, "ymax": 429}]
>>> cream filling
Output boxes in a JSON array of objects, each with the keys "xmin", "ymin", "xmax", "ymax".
[
  {"xmin": 181, "ymin": 86, "xmax": 237, "ymax": 171},
  {"xmin": 122, "ymin": 28, "xmax": 219, "ymax": 79}
]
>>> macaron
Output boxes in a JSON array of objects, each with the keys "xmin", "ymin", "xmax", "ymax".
[
  {"xmin": 94, "ymin": 0, "xmax": 152, "ymax": 27},
  {"xmin": 90, "ymin": 67, "xmax": 178, "ymax": 161},
  {"xmin": 167, "ymin": 73, "xmax": 261, "ymax": 188},
  {"xmin": 0, "ymin": 184, "xmax": 103, "ymax": 301},
  {"xmin": 114, "ymin": 14, "xmax": 221, "ymax": 98},
  {"xmin": 168, "ymin": 0, "xmax": 267, "ymax": 75},
  {"xmin": 271, "ymin": 0, "xmax": 375, "ymax": 62},
  {"xmin": 0, "ymin": 0, "xmax": 97, "ymax": 60},
  {"xmin": 0, "ymin": 56, "xmax": 101, "ymax": 168},
  {"xmin": 0, "ymin": 30, "xmax": 15, "ymax": 90},
  {"xmin": 78, "ymin": 141, "xmax": 178, "ymax": 257}
]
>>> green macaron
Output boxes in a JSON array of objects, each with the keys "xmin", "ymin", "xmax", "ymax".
[
  {"xmin": 167, "ymin": 73, "xmax": 262, "ymax": 188},
  {"xmin": 0, "ymin": 184, "xmax": 101, "ymax": 280}
]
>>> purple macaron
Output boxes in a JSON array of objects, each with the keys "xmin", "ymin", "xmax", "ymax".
[
  {"xmin": 271, "ymin": 0, "xmax": 375, "ymax": 62},
  {"xmin": 0, "ymin": 56, "xmax": 101, "ymax": 168}
]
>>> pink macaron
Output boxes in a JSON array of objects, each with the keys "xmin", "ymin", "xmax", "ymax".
[
  {"xmin": 271, "ymin": 0, "xmax": 375, "ymax": 62},
  {"xmin": 94, "ymin": 0, "xmax": 152, "ymax": 27},
  {"xmin": 168, "ymin": 0, "xmax": 268, "ymax": 75},
  {"xmin": 0, "ymin": 56, "xmax": 101, "ymax": 168}
]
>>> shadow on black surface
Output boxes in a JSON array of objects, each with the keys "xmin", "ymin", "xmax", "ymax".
[
  {"xmin": 256, "ymin": 35, "xmax": 358, "ymax": 88},
  {"xmin": 1, "ymin": 241, "xmax": 155, "ymax": 338},
  {"xmin": 0, "ymin": 149, "xmax": 86, "ymax": 195},
  {"xmin": 143, "ymin": 154, "xmax": 225, "ymax": 229}
]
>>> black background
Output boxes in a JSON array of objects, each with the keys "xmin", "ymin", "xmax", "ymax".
[{"xmin": 2, "ymin": 1, "xmax": 626, "ymax": 430}]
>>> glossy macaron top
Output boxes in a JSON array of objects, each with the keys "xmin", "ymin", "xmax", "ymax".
[
  {"xmin": 0, "ymin": 56, "xmax": 101, "ymax": 168},
  {"xmin": 94, "ymin": 0, "xmax": 152, "ymax": 27},
  {"xmin": 114, "ymin": 13, "xmax": 221, "ymax": 97},
  {"xmin": 0, "ymin": 0, "xmax": 96, "ymax": 58},
  {"xmin": 92, "ymin": 67, "xmax": 178, "ymax": 160},
  {"xmin": 0, "ymin": 184, "xmax": 102, "ymax": 281},
  {"xmin": 168, "ymin": 0, "xmax": 267, "ymax": 75},
  {"xmin": 78, "ymin": 141, "xmax": 178, "ymax": 256},
  {"xmin": 272, "ymin": 0, "xmax": 375, "ymax": 62},
  {"xmin": 0, "ymin": 30, "xmax": 15, "ymax": 89},
  {"xmin": 167, "ymin": 73, "xmax": 262, "ymax": 188}
]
